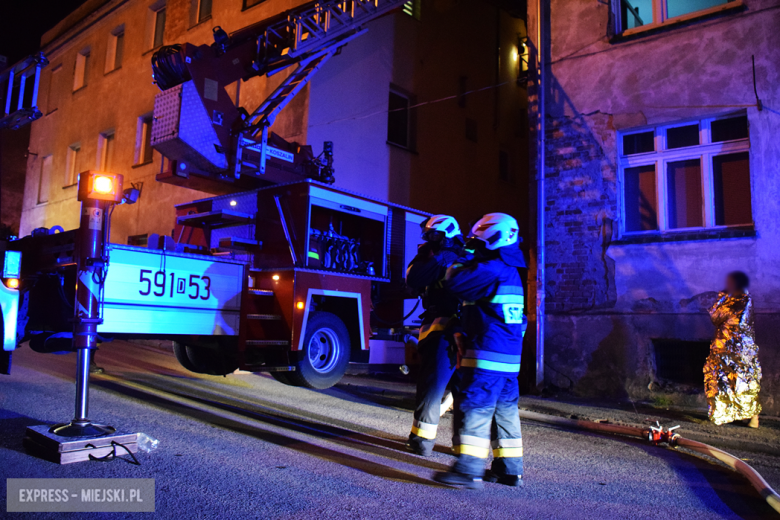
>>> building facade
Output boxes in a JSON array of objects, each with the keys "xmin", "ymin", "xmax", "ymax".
[
  {"xmin": 528, "ymin": 0, "xmax": 780, "ymax": 413},
  {"xmin": 21, "ymin": 0, "xmax": 527, "ymax": 239},
  {"xmin": 19, "ymin": 0, "xmax": 528, "ymax": 365}
]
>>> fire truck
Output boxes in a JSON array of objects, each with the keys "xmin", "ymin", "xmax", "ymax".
[{"xmin": 1, "ymin": 0, "xmax": 428, "ymax": 390}]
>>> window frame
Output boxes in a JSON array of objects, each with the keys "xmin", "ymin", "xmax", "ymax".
[
  {"xmin": 134, "ymin": 113, "xmax": 155, "ymax": 166},
  {"xmin": 105, "ymin": 25, "xmax": 125, "ymax": 73},
  {"xmin": 618, "ymin": 113, "xmax": 751, "ymax": 237},
  {"xmin": 97, "ymin": 130, "xmax": 117, "ymax": 172},
  {"xmin": 614, "ymin": 0, "xmax": 743, "ymax": 36},
  {"xmin": 73, "ymin": 48, "xmax": 90, "ymax": 91},
  {"xmin": 65, "ymin": 143, "xmax": 81, "ymax": 187},
  {"xmin": 191, "ymin": 0, "xmax": 212, "ymax": 25},
  {"xmin": 386, "ymin": 86, "xmax": 416, "ymax": 151},
  {"xmin": 146, "ymin": 1, "xmax": 167, "ymax": 50}
]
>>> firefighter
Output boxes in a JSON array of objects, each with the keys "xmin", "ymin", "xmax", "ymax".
[
  {"xmin": 405, "ymin": 215, "xmax": 464, "ymax": 456},
  {"xmin": 434, "ymin": 213, "xmax": 527, "ymax": 490}
]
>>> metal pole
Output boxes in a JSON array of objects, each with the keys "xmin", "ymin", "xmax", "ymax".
[
  {"xmin": 51, "ymin": 198, "xmax": 115, "ymax": 437},
  {"xmin": 535, "ymin": 0, "xmax": 546, "ymax": 390}
]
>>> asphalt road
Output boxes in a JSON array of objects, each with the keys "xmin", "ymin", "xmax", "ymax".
[{"xmin": 0, "ymin": 341, "xmax": 777, "ymax": 519}]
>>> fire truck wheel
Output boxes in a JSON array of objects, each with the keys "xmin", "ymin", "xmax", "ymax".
[
  {"xmin": 173, "ymin": 341, "xmax": 200, "ymax": 373},
  {"xmin": 270, "ymin": 372, "xmax": 297, "ymax": 386},
  {"xmin": 289, "ymin": 312, "xmax": 350, "ymax": 389},
  {"xmin": 173, "ymin": 341, "xmax": 238, "ymax": 376}
]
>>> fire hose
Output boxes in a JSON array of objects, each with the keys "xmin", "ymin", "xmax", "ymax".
[{"xmin": 517, "ymin": 409, "xmax": 780, "ymax": 514}]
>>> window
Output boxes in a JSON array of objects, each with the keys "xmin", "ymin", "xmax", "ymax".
[
  {"xmin": 616, "ymin": 0, "xmax": 736, "ymax": 33},
  {"xmin": 653, "ymin": 339, "xmax": 710, "ymax": 386},
  {"xmin": 135, "ymin": 113, "xmax": 155, "ymax": 165},
  {"xmin": 147, "ymin": 2, "xmax": 167, "ymax": 49},
  {"xmin": 619, "ymin": 114, "xmax": 751, "ymax": 235},
  {"xmin": 105, "ymin": 26, "xmax": 125, "ymax": 73},
  {"xmin": 73, "ymin": 48, "xmax": 90, "ymax": 91},
  {"xmin": 38, "ymin": 155, "xmax": 53, "ymax": 204},
  {"xmin": 403, "ymin": 0, "xmax": 421, "ymax": 20},
  {"xmin": 192, "ymin": 0, "xmax": 212, "ymax": 24},
  {"xmin": 387, "ymin": 89, "xmax": 414, "ymax": 149},
  {"xmin": 46, "ymin": 64, "xmax": 62, "ymax": 114},
  {"xmin": 98, "ymin": 131, "xmax": 116, "ymax": 171},
  {"xmin": 65, "ymin": 143, "xmax": 81, "ymax": 186},
  {"xmin": 243, "ymin": 0, "xmax": 264, "ymax": 9}
]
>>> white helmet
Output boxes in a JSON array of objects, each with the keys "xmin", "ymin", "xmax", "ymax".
[
  {"xmin": 468, "ymin": 213, "xmax": 519, "ymax": 250},
  {"xmin": 422, "ymin": 214, "xmax": 461, "ymax": 240}
]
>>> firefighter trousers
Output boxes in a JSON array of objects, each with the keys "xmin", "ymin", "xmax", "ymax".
[
  {"xmin": 408, "ymin": 330, "xmax": 457, "ymax": 452},
  {"xmin": 451, "ymin": 369, "xmax": 523, "ymax": 478}
]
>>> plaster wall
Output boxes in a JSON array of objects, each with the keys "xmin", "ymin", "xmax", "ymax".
[{"xmin": 531, "ymin": 0, "xmax": 780, "ymax": 412}]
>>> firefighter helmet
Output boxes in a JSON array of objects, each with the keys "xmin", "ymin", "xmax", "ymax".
[
  {"xmin": 422, "ymin": 214, "xmax": 461, "ymax": 240},
  {"xmin": 468, "ymin": 213, "xmax": 519, "ymax": 250}
]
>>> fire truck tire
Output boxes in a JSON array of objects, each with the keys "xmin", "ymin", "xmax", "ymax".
[
  {"xmin": 288, "ymin": 312, "xmax": 350, "ymax": 389},
  {"xmin": 173, "ymin": 341, "xmax": 238, "ymax": 376},
  {"xmin": 270, "ymin": 372, "xmax": 297, "ymax": 386},
  {"xmin": 172, "ymin": 341, "xmax": 200, "ymax": 373}
]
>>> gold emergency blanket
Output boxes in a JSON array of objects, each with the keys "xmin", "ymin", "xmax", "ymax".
[{"xmin": 704, "ymin": 291, "xmax": 762, "ymax": 425}]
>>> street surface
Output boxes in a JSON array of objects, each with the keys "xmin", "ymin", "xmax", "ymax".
[{"xmin": 0, "ymin": 341, "xmax": 778, "ymax": 519}]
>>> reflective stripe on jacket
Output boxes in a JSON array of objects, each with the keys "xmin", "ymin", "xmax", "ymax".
[{"xmin": 446, "ymin": 256, "xmax": 526, "ymax": 374}]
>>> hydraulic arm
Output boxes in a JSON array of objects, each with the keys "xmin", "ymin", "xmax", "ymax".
[{"xmin": 149, "ymin": 0, "xmax": 406, "ymax": 193}]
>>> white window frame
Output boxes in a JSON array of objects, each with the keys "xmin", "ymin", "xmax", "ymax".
[
  {"xmin": 97, "ymin": 130, "xmax": 116, "ymax": 171},
  {"xmin": 73, "ymin": 47, "xmax": 90, "ymax": 91},
  {"xmin": 191, "ymin": 0, "xmax": 212, "ymax": 26},
  {"xmin": 618, "ymin": 113, "xmax": 751, "ymax": 237},
  {"xmin": 146, "ymin": 1, "xmax": 167, "ymax": 50},
  {"xmin": 105, "ymin": 25, "xmax": 125, "ymax": 73},
  {"xmin": 134, "ymin": 113, "xmax": 155, "ymax": 165},
  {"xmin": 46, "ymin": 64, "xmax": 62, "ymax": 114},
  {"xmin": 614, "ymin": 0, "xmax": 741, "ymax": 35},
  {"xmin": 65, "ymin": 143, "xmax": 81, "ymax": 186}
]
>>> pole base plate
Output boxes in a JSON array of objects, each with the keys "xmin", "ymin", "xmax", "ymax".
[{"xmin": 23, "ymin": 424, "xmax": 138, "ymax": 465}]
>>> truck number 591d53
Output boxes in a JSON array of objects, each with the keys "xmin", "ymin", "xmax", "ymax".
[{"xmin": 138, "ymin": 269, "xmax": 211, "ymax": 300}]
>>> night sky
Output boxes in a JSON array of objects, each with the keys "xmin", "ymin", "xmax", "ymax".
[{"xmin": 0, "ymin": 0, "xmax": 88, "ymax": 65}]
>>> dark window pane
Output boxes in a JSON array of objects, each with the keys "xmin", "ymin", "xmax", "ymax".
[
  {"xmin": 666, "ymin": 159, "xmax": 703, "ymax": 229},
  {"xmin": 713, "ymin": 152, "xmax": 751, "ymax": 226},
  {"xmin": 115, "ymin": 33, "xmax": 124, "ymax": 69},
  {"xmin": 624, "ymin": 164, "xmax": 658, "ymax": 232},
  {"xmin": 244, "ymin": 0, "xmax": 264, "ymax": 7},
  {"xmin": 711, "ymin": 115, "xmax": 748, "ymax": 143},
  {"xmin": 154, "ymin": 9, "xmax": 166, "ymax": 48},
  {"xmin": 387, "ymin": 92, "xmax": 409, "ymax": 147},
  {"xmin": 667, "ymin": 0, "xmax": 729, "ymax": 19},
  {"xmin": 667, "ymin": 124, "xmax": 699, "ymax": 149},
  {"xmin": 199, "ymin": 0, "xmax": 212, "ymax": 21},
  {"xmin": 623, "ymin": 131, "xmax": 654, "ymax": 155},
  {"xmin": 143, "ymin": 118, "xmax": 154, "ymax": 163},
  {"xmin": 621, "ymin": 0, "xmax": 651, "ymax": 29},
  {"xmin": 653, "ymin": 340, "xmax": 711, "ymax": 385}
]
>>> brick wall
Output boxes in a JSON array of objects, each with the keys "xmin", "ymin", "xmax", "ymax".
[{"xmin": 543, "ymin": 112, "xmax": 618, "ymax": 313}]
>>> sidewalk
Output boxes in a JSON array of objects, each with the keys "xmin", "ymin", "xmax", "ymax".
[{"xmin": 339, "ymin": 373, "xmax": 780, "ymax": 456}]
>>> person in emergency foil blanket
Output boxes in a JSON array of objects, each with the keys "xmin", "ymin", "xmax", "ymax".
[
  {"xmin": 434, "ymin": 213, "xmax": 527, "ymax": 490},
  {"xmin": 705, "ymin": 271, "xmax": 762, "ymax": 428},
  {"xmin": 405, "ymin": 215, "xmax": 464, "ymax": 456}
]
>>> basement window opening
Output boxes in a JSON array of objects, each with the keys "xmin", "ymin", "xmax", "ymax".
[{"xmin": 653, "ymin": 339, "xmax": 710, "ymax": 387}]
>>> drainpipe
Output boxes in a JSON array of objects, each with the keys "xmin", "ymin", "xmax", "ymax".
[{"xmin": 534, "ymin": 0, "xmax": 546, "ymax": 389}]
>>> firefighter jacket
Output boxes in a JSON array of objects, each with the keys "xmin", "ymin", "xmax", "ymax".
[
  {"xmin": 445, "ymin": 252, "xmax": 526, "ymax": 375},
  {"xmin": 406, "ymin": 244, "xmax": 461, "ymax": 321}
]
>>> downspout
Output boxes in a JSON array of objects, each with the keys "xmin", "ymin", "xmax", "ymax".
[{"xmin": 535, "ymin": 0, "xmax": 546, "ymax": 389}]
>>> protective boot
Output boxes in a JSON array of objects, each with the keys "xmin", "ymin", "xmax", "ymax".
[
  {"xmin": 485, "ymin": 470, "xmax": 523, "ymax": 487},
  {"xmin": 433, "ymin": 471, "xmax": 484, "ymax": 490}
]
